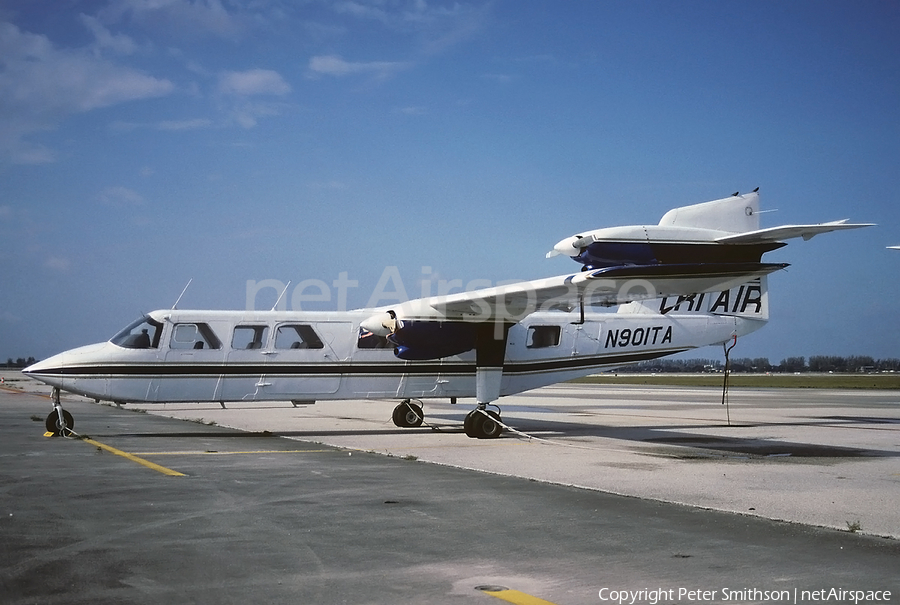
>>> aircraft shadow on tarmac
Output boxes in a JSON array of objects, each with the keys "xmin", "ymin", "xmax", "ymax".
[
  {"xmin": 416, "ymin": 412, "xmax": 899, "ymax": 459},
  {"xmin": 101, "ymin": 411, "xmax": 900, "ymax": 460}
]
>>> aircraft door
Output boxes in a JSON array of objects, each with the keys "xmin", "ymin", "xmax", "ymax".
[
  {"xmin": 219, "ymin": 324, "xmax": 271, "ymax": 401},
  {"xmin": 159, "ymin": 321, "xmax": 227, "ymax": 402},
  {"xmin": 263, "ymin": 322, "xmax": 347, "ymax": 396}
]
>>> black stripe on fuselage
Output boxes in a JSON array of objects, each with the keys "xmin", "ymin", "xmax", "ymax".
[{"xmin": 25, "ymin": 350, "xmax": 686, "ymax": 378}]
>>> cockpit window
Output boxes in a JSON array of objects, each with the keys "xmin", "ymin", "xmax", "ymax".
[
  {"xmin": 275, "ymin": 325, "xmax": 324, "ymax": 349},
  {"xmin": 170, "ymin": 323, "xmax": 222, "ymax": 350},
  {"xmin": 111, "ymin": 316, "xmax": 163, "ymax": 349},
  {"xmin": 233, "ymin": 325, "xmax": 269, "ymax": 350}
]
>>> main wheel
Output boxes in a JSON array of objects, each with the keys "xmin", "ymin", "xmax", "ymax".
[
  {"xmin": 465, "ymin": 410, "xmax": 503, "ymax": 439},
  {"xmin": 464, "ymin": 410, "xmax": 478, "ymax": 437},
  {"xmin": 45, "ymin": 409, "xmax": 74, "ymax": 436},
  {"xmin": 392, "ymin": 401, "xmax": 424, "ymax": 428},
  {"xmin": 477, "ymin": 410, "xmax": 503, "ymax": 439}
]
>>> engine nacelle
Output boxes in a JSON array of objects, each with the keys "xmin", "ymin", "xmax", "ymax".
[{"xmin": 388, "ymin": 320, "xmax": 478, "ymax": 361}]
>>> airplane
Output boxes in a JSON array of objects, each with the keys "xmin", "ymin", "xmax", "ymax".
[{"xmin": 24, "ymin": 190, "xmax": 872, "ymax": 439}]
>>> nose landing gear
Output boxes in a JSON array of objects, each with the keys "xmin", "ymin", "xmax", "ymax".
[{"xmin": 45, "ymin": 387, "xmax": 74, "ymax": 437}]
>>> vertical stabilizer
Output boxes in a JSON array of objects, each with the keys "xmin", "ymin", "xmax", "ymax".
[{"xmin": 658, "ymin": 191, "xmax": 760, "ymax": 234}]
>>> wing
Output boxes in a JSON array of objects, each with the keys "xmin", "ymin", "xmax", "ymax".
[
  {"xmin": 380, "ymin": 263, "xmax": 787, "ymax": 323},
  {"xmin": 715, "ymin": 220, "xmax": 875, "ymax": 244}
]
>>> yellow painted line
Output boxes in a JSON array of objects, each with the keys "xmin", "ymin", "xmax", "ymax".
[
  {"xmin": 482, "ymin": 588, "xmax": 559, "ymax": 605},
  {"xmin": 129, "ymin": 450, "xmax": 332, "ymax": 456},
  {"xmin": 81, "ymin": 438, "xmax": 186, "ymax": 477}
]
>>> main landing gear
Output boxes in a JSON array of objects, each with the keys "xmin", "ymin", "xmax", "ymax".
[
  {"xmin": 390, "ymin": 399, "xmax": 504, "ymax": 439},
  {"xmin": 464, "ymin": 405, "xmax": 503, "ymax": 439},
  {"xmin": 391, "ymin": 399, "xmax": 424, "ymax": 428},
  {"xmin": 46, "ymin": 387, "xmax": 74, "ymax": 437}
]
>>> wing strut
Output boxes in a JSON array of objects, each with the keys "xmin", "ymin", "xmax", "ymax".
[{"xmin": 464, "ymin": 323, "xmax": 513, "ymax": 439}]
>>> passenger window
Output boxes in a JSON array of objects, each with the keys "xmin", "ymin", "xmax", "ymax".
[
  {"xmin": 112, "ymin": 316, "xmax": 163, "ymax": 349},
  {"xmin": 233, "ymin": 325, "xmax": 269, "ymax": 350},
  {"xmin": 171, "ymin": 323, "xmax": 222, "ymax": 350},
  {"xmin": 526, "ymin": 325, "xmax": 561, "ymax": 348},
  {"xmin": 275, "ymin": 325, "xmax": 324, "ymax": 350},
  {"xmin": 357, "ymin": 328, "xmax": 390, "ymax": 349}
]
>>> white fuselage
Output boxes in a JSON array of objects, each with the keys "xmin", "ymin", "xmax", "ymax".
[{"xmin": 25, "ymin": 305, "xmax": 765, "ymax": 405}]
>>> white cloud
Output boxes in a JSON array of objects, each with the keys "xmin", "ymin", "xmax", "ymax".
[
  {"xmin": 215, "ymin": 69, "xmax": 291, "ymax": 128},
  {"xmin": 218, "ymin": 69, "xmax": 291, "ymax": 96},
  {"xmin": 329, "ymin": 1, "xmax": 490, "ymax": 56},
  {"xmin": 80, "ymin": 14, "xmax": 138, "ymax": 55},
  {"xmin": 100, "ymin": 0, "xmax": 245, "ymax": 40},
  {"xmin": 0, "ymin": 21, "xmax": 174, "ymax": 164},
  {"xmin": 332, "ymin": 1, "xmax": 391, "ymax": 23},
  {"xmin": 228, "ymin": 100, "xmax": 287, "ymax": 129},
  {"xmin": 97, "ymin": 186, "xmax": 144, "ymax": 207},
  {"xmin": 308, "ymin": 55, "xmax": 413, "ymax": 79}
]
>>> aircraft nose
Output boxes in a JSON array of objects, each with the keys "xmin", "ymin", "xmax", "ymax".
[
  {"xmin": 22, "ymin": 342, "xmax": 108, "ymax": 385},
  {"xmin": 23, "ymin": 354, "xmax": 62, "ymax": 376},
  {"xmin": 22, "ymin": 351, "xmax": 68, "ymax": 386}
]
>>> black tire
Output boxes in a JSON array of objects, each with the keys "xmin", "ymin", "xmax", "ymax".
[
  {"xmin": 463, "ymin": 410, "xmax": 478, "ymax": 437},
  {"xmin": 46, "ymin": 409, "xmax": 74, "ymax": 436},
  {"xmin": 392, "ymin": 403, "xmax": 408, "ymax": 427},
  {"xmin": 392, "ymin": 401, "xmax": 423, "ymax": 428},
  {"xmin": 477, "ymin": 410, "xmax": 503, "ymax": 439},
  {"xmin": 465, "ymin": 409, "xmax": 503, "ymax": 439}
]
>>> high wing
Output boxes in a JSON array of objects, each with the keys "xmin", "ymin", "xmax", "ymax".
[
  {"xmin": 366, "ymin": 262, "xmax": 786, "ymax": 326},
  {"xmin": 715, "ymin": 220, "xmax": 875, "ymax": 244}
]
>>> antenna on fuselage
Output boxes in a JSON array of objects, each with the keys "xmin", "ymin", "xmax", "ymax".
[
  {"xmin": 172, "ymin": 278, "xmax": 193, "ymax": 310},
  {"xmin": 271, "ymin": 281, "xmax": 291, "ymax": 311}
]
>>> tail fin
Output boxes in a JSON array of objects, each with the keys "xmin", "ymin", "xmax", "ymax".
[
  {"xmin": 658, "ymin": 191, "xmax": 760, "ymax": 233},
  {"xmin": 618, "ymin": 276, "xmax": 769, "ymax": 322}
]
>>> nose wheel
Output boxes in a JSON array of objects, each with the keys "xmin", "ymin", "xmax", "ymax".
[{"xmin": 46, "ymin": 387, "xmax": 74, "ymax": 437}]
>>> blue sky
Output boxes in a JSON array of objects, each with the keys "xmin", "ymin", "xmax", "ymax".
[{"xmin": 1, "ymin": 1, "xmax": 898, "ymax": 363}]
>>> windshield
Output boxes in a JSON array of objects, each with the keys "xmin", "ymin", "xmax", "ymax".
[{"xmin": 111, "ymin": 316, "xmax": 163, "ymax": 349}]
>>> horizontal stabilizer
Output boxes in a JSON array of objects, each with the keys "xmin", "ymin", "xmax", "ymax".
[{"xmin": 715, "ymin": 220, "xmax": 875, "ymax": 244}]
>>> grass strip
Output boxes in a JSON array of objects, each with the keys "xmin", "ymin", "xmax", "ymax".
[{"xmin": 570, "ymin": 373, "xmax": 900, "ymax": 389}]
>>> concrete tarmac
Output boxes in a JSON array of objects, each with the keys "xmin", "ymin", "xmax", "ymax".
[
  {"xmin": 138, "ymin": 382, "xmax": 899, "ymax": 538},
  {"xmin": 1, "ymin": 375, "xmax": 898, "ymax": 604}
]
